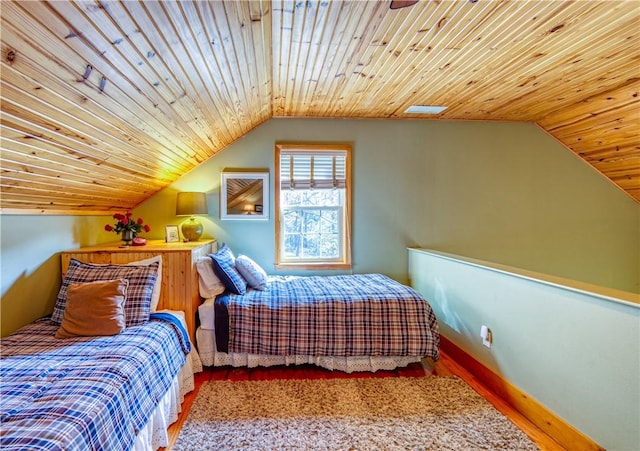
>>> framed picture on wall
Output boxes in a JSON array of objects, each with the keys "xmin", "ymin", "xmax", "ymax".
[
  {"xmin": 221, "ymin": 170, "xmax": 269, "ymax": 220},
  {"xmin": 165, "ymin": 225, "xmax": 180, "ymax": 242}
]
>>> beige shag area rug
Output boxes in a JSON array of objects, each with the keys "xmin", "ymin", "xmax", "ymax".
[{"xmin": 174, "ymin": 376, "xmax": 539, "ymax": 450}]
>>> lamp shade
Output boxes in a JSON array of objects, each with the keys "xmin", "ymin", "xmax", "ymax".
[{"xmin": 176, "ymin": 192, "xmax": 208, "ymax": 216}]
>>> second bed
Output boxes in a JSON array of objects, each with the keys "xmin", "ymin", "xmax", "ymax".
[{"xmin": 196, "ymin": 272, "xmax": 440, "ymax": 373}]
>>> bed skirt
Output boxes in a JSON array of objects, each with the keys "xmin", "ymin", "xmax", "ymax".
[
  {"xmin": 133, "ymin": 315, "xmax": 203, "ymax": 451},
  {"xmin": 196, "ymin": 326, "xmax": 422, "ymax": 373}
]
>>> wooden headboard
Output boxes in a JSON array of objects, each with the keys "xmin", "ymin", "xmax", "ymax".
[{"xmin": 61, "ymin": 239, "xmax": 216, "ymax": 343}]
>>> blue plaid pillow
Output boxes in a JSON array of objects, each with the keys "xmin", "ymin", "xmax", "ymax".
[
  {"xmin": 52, "ymin": 259, "xmax": 159, "ymax": 327},
  {"xmin": 209, "ymin": 244, "xmax": 247, "ymax": 295}
]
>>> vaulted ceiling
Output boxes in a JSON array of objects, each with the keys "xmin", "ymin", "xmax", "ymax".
[{"xmin": 1, "ymin": 0, "xmax": 638, "ymax": 214}]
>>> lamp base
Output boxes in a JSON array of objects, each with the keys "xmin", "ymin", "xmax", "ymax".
[{"xmin": 181, "ymin": 217, "xmax": 203, "ymax": 242}]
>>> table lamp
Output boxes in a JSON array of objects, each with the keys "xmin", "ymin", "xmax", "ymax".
[{"xmin": 176, "ymin": 192, "xmax": 208, "ymax": 241}]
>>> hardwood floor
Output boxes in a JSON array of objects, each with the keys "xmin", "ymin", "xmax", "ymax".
[{"xmin": 164, "ymin": 352, "xmax": 565, "ymax": 450}]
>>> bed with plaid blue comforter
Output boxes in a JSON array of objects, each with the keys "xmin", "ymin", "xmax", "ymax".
[
  {"xmin": 0, "ymin": 314, "xmax": 190, "ymax": 451},
  {"xmin": 215, "ymin": 273, "xmax": 440, "ymax": 360}
]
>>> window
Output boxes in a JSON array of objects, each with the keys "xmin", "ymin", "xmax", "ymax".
[{"xmin": 275, "ymin": 144, "xmax": 351, "ymax": 269}]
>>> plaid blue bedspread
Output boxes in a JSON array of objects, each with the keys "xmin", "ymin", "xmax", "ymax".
[
  {"xmin": 0, "ymin": 315, "xmax": 189, "ymax": 451},
  {"xmin": 215, "ymin": 274, "xmax": 440, "ymax": 360}
]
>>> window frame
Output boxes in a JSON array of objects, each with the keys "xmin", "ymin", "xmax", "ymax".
[{"xmin": 275, "ymin": 143, "xmax": 352, "ymax": 270}]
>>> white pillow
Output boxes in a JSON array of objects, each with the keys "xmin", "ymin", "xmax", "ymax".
[
  {"xmin": 196, "ymin": 256, "xmax": 226, "ymax": 298},
  {"xmin": 127, "ymin": 256, "xmax": 162, "ymax": 312},
  {"xmin": 235, "ymin": 254, "xmax": 268, "ymax": 290},
  {"xmin": 197, "ymin": 298, "xmax": 216, "ymax": 330}
]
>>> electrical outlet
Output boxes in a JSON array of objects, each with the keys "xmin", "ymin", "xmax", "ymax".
[{"xmin": 480, "ymin": 325, "xmax": 492, "ymax": 348}]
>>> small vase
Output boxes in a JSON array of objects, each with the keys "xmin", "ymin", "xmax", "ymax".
[{"xmin": 121, "ymin": 230, "xmax": 135, "ymax": 246}]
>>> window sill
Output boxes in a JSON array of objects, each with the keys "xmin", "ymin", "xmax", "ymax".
[{"xmin": 275, "ymin": 262, "xmax": 352, "ymax": 271}]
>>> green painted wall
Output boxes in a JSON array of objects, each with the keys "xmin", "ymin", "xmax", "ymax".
[
  {"xmin": 408, "ymin": 248, "xmax": 640, "ymax": 450},
  {"xmin": 137, "ymin": 118, "xmax": 639, "ymax": 290},
  {"xmin": 0, "ymin": 215, "xmax": 118, "ymax": 336},
  {"xmin": 2, "ymin": 118, "xmax": 638, "ymax": 337}
]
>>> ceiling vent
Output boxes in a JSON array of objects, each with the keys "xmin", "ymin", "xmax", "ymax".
[{"xmin": 404, "ymin": 105, "xmax": 448, "ymax": 114}]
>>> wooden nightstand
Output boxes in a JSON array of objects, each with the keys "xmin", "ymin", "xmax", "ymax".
[{"xmin": 61, "ymin": 239, "xmax": 216, "ymax": 343}]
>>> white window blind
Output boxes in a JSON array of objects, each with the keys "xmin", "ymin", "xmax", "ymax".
[{"xmin": 280, "ymin": 150, "xmax": 347, "ymax": 190}]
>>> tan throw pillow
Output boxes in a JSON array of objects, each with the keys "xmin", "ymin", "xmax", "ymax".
[{"xmin": 55, "ymin": 279, "xmax": 128, "ymax": 339}]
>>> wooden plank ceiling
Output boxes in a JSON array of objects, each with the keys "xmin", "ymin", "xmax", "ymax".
[{"xmin": 1, "ymin": 0, "xmax": 638, "ymax": 214}]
